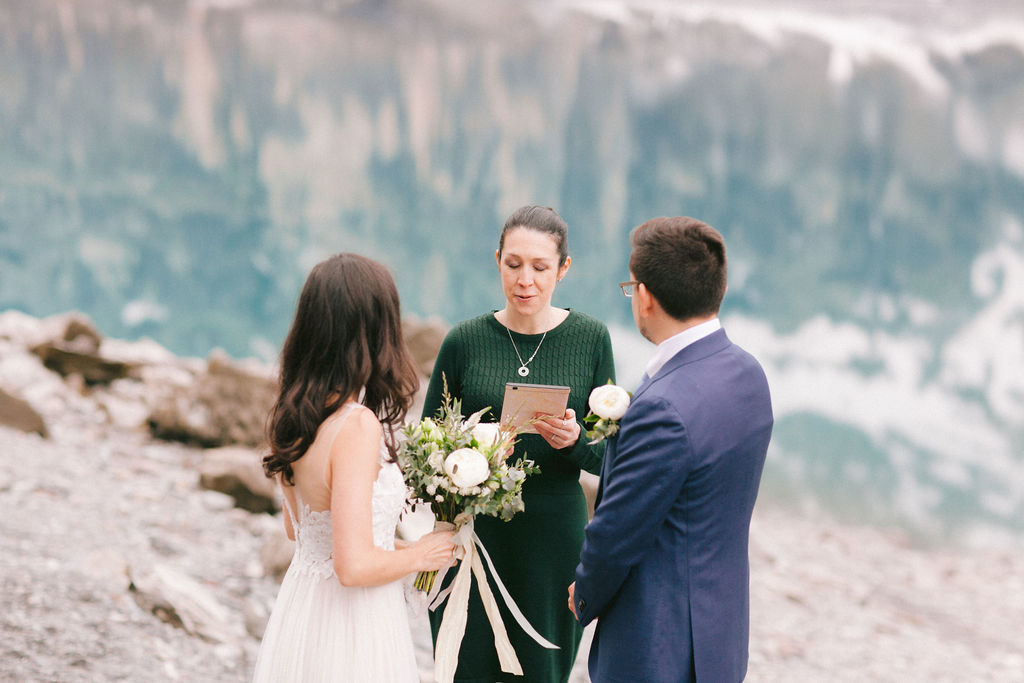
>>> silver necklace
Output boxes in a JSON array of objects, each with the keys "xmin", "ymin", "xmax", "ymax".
[{"xmin": 506, "ymin": 325, "xmax": 547, "ymax": 377}]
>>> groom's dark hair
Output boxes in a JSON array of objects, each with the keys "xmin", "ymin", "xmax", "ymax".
[{"xmin": 630, "ymin": 216, "xmax": 727, "ymax": 321}]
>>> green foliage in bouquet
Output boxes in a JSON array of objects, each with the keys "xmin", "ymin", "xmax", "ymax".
[{"xmin": 399, "ymin": 378, "xmax": 539, "ymax": 524}]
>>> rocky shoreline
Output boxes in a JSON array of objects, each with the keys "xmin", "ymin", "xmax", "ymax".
[{"xmin": 1, "ymin": 310, "xmax": 1021, "ymax": 682}]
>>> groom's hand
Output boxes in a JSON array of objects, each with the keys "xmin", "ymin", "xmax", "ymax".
[{"xmin": 567, "ymin": 582, "xmax": 577, "ymax": 617}]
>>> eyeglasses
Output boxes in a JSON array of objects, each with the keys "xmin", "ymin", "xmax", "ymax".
[{"xmin": 619, "ymin": 280, "xmax": 639, "ymax": 298}]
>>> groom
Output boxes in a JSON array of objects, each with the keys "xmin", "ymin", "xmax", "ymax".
[{"xmin": 569, "ymin": 216, "xmax": 773, "ymax": 682}]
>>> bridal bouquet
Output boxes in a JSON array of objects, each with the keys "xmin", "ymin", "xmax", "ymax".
[
  {"xmin": 397, "ymin": 382, "xmax": 537, "ymax": 591},
  {"xmin": 396, "ymin": 379, "xmax": 554, "ymax": 683},
  {"xmin": 583, "ymin": 382, "xmax": 631, "ymax": 444}
]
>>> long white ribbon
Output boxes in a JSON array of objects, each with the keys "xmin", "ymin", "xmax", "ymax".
[{"xmin": 430, "ymin": 518, "xmax": 559, "ymax": 683}]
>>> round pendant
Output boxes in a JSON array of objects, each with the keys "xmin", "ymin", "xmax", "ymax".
[{"xmin": 518, "ymin": 366, "xmax": 530, "ymax": 377}]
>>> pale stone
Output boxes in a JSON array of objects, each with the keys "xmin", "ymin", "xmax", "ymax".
[
  {"xmin": 198, "ymin": 446, "xmax": 277, "ymax": 514},
  {"xmin": 0, "ymin": 387, "xmax": 48, "ymax": 437},
  {"xmin": 128, "ymin": 563, "xmax": 242, "ymax": 644},
  {"xmin": 259, "ymin": 524, "xmax": 295, "ymax": 582}
]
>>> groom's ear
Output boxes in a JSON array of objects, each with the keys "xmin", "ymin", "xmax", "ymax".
[{"xmin": 636, "ymin": 282, "xmax": 658, "ymax": 317}]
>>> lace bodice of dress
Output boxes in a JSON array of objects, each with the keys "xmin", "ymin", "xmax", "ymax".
[{"xmin": 287, "ymin": 445, "xmax": 407, "ymax": 581}]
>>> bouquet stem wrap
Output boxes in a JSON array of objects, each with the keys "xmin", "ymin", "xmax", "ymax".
[{"xmin": 429, "ymin": 518, "xmax": 559, "ymax": 683}]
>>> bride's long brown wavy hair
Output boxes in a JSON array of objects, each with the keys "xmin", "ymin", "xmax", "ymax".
[{"xmin": 263, "ymin": 253, "xmax": 420, "ymax": 485}]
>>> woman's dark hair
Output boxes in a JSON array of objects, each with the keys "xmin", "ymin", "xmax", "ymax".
[
  {"xmin": 498, "ymin": 205, "xmax": 569, "ymax": 266},
  {"xmin": 263, "ymin": 253, "xmax": 420, "ymax": 484},
  {"xmin": 629, "ymin": 216, "xmax": 727, "ymax": 320}
]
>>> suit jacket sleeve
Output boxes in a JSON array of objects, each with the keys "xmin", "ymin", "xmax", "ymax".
[{"xmin": 574, "ymin": 394, "xmax": 691, "ymax": 625}]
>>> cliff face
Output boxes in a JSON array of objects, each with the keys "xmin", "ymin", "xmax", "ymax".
[
  {"xmin": 2, "ymin": 1, "xmax": 1022, "ymax": 546},
  {"xmin": 3, "ymin": 1, "xmax": 1022, "ymax": 348}
]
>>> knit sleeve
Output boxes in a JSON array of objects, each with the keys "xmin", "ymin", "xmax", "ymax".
[{"xmin": 560, "ymin": 322, "xmax": 616, "ymax": 475}]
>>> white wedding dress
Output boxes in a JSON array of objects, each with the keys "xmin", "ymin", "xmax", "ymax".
[{"xmin": 252, "ymin": 404, "xmax": 419, "ymax": 682}]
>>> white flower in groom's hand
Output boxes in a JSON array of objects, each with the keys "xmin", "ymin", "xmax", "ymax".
[
  {"xmin": 584, "ymin": 382, "xmax": 632, "ymax": 444},
  {"xmin": 588, "ymin": 384, "xmax": 631, "ymax": 420},
  {"xmin": 444, "ymin": 448, "xmax": 491, "ymax": 488}
]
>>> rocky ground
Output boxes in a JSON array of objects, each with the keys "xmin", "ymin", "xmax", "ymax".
[{"xmin": 1, "ymin": 310, "xmax": 1022, "ymax": 682}]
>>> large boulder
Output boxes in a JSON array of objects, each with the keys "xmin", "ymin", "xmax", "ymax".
[
  {"xmin": 32, "ymin": 344, "xmax": 137, "ymax": 385},
  {"xmin": 30, "ymin": 312, "xmax": 137, "ymax": 384},
  {"xmin": 148, "ymin": 350, "xmax": 277, "ymax": 448},
  {"xmin": 404, "ymin": 317, "xmax": 449, "ymax": 377},
  {"xmin": 127, "ymin": 562, "xmax": 243, "ymax": 644},
  {"xmin": 198, "ymin": 446, "xmax": 278, "ymax": 514},
  {"xmin": 0, "ymin": 387, "xmax": 47, "ymax": 437}
]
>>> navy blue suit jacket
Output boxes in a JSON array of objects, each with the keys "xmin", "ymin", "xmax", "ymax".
[{"xmin": 574, "ymin": 328, "xmax": 773, "ymax": 683}]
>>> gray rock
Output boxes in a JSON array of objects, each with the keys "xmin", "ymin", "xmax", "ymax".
[
  {"xmin": 404, "ymin": 317, "xmax": 449, "ymax": 377},
  {"xmin": 260, "ymin": 524, "xmax": 295, "ymax": 582},
  {"xmin": 26, "ymin": 312, "xmax": 138, "ymax": 385},
  {"xmin": 32, "ymin": 343, "xmax": 138, "ymax": 385},
  {"xmin": 0, "ymin": 387, "xmax": 48, "ymax": 437},
  {"xmin": 148, "ymin": 350, "xmax": 277, "ymax": 448},
  {"xmin": 58, "ymin": 314, "xmax": 103, "ymax": 354},
  {"xmin": 2, "ymin": 310, "xmax": 101, "ymax": 352},
  {"xmin": 127, "ymin": 562, "xmax": 242, "ymax": 644},
  {"xmin": 242, "ymin": 597, "xmax": 271, "ymax": 640},
  {"xmin": 198, "ymin": 446, "xmax": 278, "ymax": 514}
]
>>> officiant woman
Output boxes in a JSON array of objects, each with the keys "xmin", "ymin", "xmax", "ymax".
[{"xmin": 423, "ymin": 205, "xmax": 615, "ymax": 682}]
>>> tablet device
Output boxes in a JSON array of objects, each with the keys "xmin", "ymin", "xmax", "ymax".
[{"xmin": 500, "ymin": 382, "xmax": 571, "ymax": 434}]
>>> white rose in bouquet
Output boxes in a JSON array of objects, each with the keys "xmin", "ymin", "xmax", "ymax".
[
  {"xmin": 426, "ymin": 445, "xmax": 445, "ymax": 471},
  {"xmin": 398, "ymin": 377, "xmax": 539, "ymax": 595},
  {"xmin": 396, "ymin": 503, "xmax": 437, "ymax": 542},
  {"xmin": 471, "ymin": 422, "xmax": 502, "ymax": 448},
  {"xmin": 588, "ymin": 384, "xmax": 631, "ymax": 420},
  {"xmin": 444, "ymin": 448, "xmax": 491, "ymax": 488}
]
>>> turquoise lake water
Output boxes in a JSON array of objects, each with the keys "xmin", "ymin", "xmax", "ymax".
[{"xmin": 2, "ymin": 0, "xmax": 1023, "ymax": 547}]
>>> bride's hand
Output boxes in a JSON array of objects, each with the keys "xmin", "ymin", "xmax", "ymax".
[
  {"xmin": 411, "ymin": 530, "xmax": 456, "ymax": 571},
  {"xmin": 533, "ymin": 408, "xmax": 580, "ymax": 450}
]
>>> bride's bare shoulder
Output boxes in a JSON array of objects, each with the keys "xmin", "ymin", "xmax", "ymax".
[
  {"xmin": 323, "ymin": 405, "xmax": 384, "ymax": 485},
  {"xmin": 350, "ymin": 402, "xmax": 382, "ymax": 423},
  {"xmin": 332, "ymin": 403, "xmax": 383, "ymax": 443}
]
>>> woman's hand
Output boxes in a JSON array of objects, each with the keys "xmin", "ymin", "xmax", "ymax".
[
  {"xmin": 533, "ymin": 408, "xmax": 581, "ymax": 450},
  {"xmin": 410, "ymin": 530, "xmax": 456, "ymax": 572}
]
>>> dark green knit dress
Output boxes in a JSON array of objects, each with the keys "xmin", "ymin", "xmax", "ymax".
[{"xmin": 423, "ymin": 310, "xmax": 615, "ymax": 683}]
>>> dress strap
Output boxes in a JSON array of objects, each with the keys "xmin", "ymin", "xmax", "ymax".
[
  {"xmin": 278, "ymin": 480, "xmax": 297, "ymax": 524},
  {"xmin": 319, "ymin": 402, "xmax": 362, "ymax": 490}
]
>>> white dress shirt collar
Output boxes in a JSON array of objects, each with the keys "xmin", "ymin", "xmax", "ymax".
[{"xmin": 644, "ymin": 318, "xmax": 722, "ymax": 380}]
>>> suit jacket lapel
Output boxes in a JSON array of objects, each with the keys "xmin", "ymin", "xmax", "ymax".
[
  {"xmin": 633, "ymin": 372, "xmax": 652, "ymax": 397},
  {"xmin": 595, "ymin": 330, "xmax": 730, "ymax": 507}
]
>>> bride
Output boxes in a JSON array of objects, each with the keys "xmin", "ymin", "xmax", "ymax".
[{"xmin": 253, "ymin": 253, "xmax": 455, "ymax": 682}]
